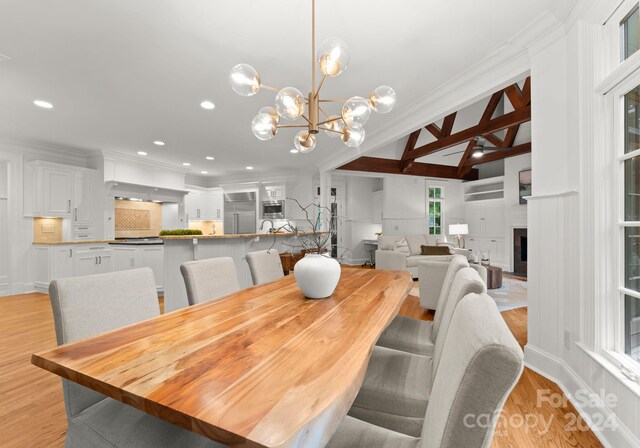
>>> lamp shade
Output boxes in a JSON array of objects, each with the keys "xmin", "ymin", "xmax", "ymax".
[{"xmin": 449, "ymin": 223, "xmax": 469, "ymax": 235}]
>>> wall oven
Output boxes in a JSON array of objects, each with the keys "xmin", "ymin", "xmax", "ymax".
[{"xmin": 262, "ymin": 200, "xmax": 285, "ymax": 219}]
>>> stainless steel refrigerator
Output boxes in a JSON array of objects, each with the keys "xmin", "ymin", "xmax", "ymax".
[{"xmin": 223, "ymin": 192, "xmax": 257, "ymax": 234}]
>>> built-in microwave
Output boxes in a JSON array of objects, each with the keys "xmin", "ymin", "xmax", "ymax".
[{"xmin": 262, "ymin": 200, "xmax": 285, "ymax": 219}]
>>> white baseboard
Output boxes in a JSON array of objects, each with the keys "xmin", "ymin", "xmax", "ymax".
[{"xmin": 524, "ymin": 344, "xmax": 640, "ymax": 448}]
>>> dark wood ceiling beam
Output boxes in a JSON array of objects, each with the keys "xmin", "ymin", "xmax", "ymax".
[
  {"xmin": 483, "ymin": 134, "xmax": 504, "ymax": 148},
  {"xmin": 463, "ymin": 142, "xmax": 531, "ymax": 166},
  {"xmin": 400, "ymin": 129, "xmax": 421, "ymax": 173},
  {"xmin": 457, "ymin": 139, "xmax": 479, "ymax": 178},
  {"xmin": 480, "ymin": 91, "xmax": 504, "ymax": 124},
  {"xmin": 425, "ymin": 123, "xmax": 441, "ymax": 139},
  {"xmin": 503, "ymin": 124, "xmax": 520, "ymax": 147},
  {"xmin": 338, "ymin": 157, "xmax": 479, "ymax": 181},
  {"xmin": 406, "ymin": 105, "xmax": 531, "ymax": 161},
  {"xmin": 440, "ymin": 112, "xmax": 457, "ymax": 138}
]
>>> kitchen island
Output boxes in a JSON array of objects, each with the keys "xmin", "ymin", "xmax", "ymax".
[{"xmin": 161, "ymin": 232, "xmax": 317, "ymax": 312}]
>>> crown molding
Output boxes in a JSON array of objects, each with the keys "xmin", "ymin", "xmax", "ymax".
[
  {"xmin": 100, "ymin": 149, "xmax": 191, "ymax": 174},
  {"xmin": 0, "ymin": 137, "xmax": 94, "ymax": 164}
]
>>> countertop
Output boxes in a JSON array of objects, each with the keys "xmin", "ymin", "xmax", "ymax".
[
  {"xmin": 161, "ymin": 231, "xmax": 325, "ymax": 240},
  {"xmin": 33, "ymin": 240, "xmax": 116, "ymax": 246}
]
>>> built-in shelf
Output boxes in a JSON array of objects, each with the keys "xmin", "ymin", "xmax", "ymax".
[{"xmin": 463, "ymin": 176, "xmax": 505, "ymax": 202}]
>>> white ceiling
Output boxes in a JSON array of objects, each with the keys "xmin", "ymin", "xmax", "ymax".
[{"xmin": 0, "ymin": 0, "xmax": 574, "ymax": 178}]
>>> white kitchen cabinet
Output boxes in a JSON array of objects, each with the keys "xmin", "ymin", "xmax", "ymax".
[
  {"xmin": 111, "ymin": 245, "xmax": 164, "ymax": 290},
  {"xmin": 74, "ymin": 247, "xmax": 111, "ymax": 277},
  {"xmin": 34, "ymin": 243, "xmax": 112, "ymax": 292},
  {"xmin": 53, "ymin": 246, "xmax": 74, "ymax": 279},
  {"xmin": 186, "ymin": 189, "xmax": 224, "ymax": 221},
  {"xmin": 42, "ymin": 167, "xmax": 74, "ymax": 217},
  {"xmin": 73, "ymin": 171, "xmax": 94, "ymax": 225}
]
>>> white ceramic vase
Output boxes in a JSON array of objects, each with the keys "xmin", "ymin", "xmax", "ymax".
[{"xmin": 293, "ymin": 253, "xmax": 341, "ymax": 299}]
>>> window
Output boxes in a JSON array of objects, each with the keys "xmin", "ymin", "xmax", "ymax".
[
  {"xmin": 428, "ymin": 186, "xmax": 444, "ymax": 235},
  {"xmin": 622, "ymin": 5, "xmax": 640, "ymax": 61}
]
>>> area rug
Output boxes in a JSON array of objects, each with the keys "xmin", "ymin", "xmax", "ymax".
[{"xmin": 411, "ymin": 277, "xmax": 527, "ymax": 312}]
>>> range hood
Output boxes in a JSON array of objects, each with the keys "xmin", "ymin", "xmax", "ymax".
[{"xmin": 106, "ymin": 181, "xmax": 189, "ymax": 203}]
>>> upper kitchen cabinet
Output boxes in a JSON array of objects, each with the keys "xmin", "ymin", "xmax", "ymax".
[
  {"xmin": 186, "ymin": 188, "xmax": 223, "ymax": 221},
  {"xmin": 25, "ymin": 161, "xmax": 97, "ymax": 220}
]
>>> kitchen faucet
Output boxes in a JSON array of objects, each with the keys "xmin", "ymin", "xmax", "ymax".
[{"xmin": 260, "ymin": 219, "xmax": 274, "ymax": 233}]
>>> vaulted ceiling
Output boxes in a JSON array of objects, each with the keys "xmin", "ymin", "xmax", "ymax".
[{"xmin": 338, "ymin": 77, "xmax": 531, "ymax": 180}]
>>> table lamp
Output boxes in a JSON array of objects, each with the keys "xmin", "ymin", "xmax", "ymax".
[{"xmin": 449, "ymin": 223, "xmax": 469, "ymax": 249}]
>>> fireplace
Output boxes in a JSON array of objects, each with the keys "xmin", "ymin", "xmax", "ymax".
[{"xmin": 513, "ymin": 228, "xmax": 528, "ymax": 276}]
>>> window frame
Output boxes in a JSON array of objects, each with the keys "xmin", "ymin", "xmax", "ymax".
[
  {"xmin": 427, "ymin": 185, "xmax": 445, "ymax": 236},
  {"xmin": 601, "ymin": 15, "xmax": 640, "ymax": 377}
]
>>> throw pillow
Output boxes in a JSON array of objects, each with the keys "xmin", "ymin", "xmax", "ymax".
[
  {"xmin": 421, "ymin": 245, "xmax": 453, "ymax": 256},
  {"xmin": 394, "ymin": 239, "xmax": 411, "ymax": 256}
]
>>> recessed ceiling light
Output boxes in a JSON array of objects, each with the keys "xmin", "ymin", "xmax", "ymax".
[
  {"xmin": 206, "ymin": 156, "xmax": 215, "ymax": 160},
  {"xmin": 34, "ymin": 100, "xmax": 53, "ymax": 109},
  {"xmin": 290, "ymin": 149, "xmax": 299, "ymax": 154},
  {"xmin": 153, "ymin": 141, "xmax": 165, "ymax": 146},
  {"xmin": 183, "ymin": 162, "xmax": 191, "ymax": 166},
  {"xmin": 152, "ymin": 200, "xmax": 163, "ymax": 203},
  {"xmin": 137, "ymin": 151, "xmax": 148, "ymax": 156},
  {"xmin": 200, "ymin": 100, "xmax": 215, "ymax": 110},
  {"xmin": 201, "ymin": 170, "xmax": 208, "ymax": 174},
  {"xmin": 246, "ymin": 166, "xmax": 254, "ymax": 170}
]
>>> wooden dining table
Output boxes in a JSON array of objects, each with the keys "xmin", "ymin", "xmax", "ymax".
[{"xmin": 32, "ymin": 268, "xmax": 413, "ymax": 448}]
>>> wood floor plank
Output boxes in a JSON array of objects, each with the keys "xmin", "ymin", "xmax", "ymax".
[{"xmin": 0, "ymin": 283, "xmax": 603, "ymax": 448}]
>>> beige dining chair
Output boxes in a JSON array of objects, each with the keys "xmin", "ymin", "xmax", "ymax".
[
  {"xmin": 349, "ymin": 267, "xmax": 486, "ymax": 437},
  {"xmin": 48, "ymin": 268, "xmax": 224, "ymax": 448},
  {"xmin": 245, "ymin": 249, "xmax": 285, "ymax": 285},
  {"xmin": 180, "ymin": 257, "xmax": 241, "ymax": 305},
  {"xmin": 327, "ymin": 292, "xmax": 524, "ymax": 448},
  {"xmin": 376, "ymin": 254, "xmax": 469, "ymax": 356}
]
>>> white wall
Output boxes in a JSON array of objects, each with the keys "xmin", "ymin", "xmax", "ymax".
[
  {"xmin": 0, "ymin": 161, "xmax": 8, "ymax": 295},
  {"xmin": 342, "ymin": 176, "xmax": 382, "ymax": 264},
  {"xmin": 526, "ymin": 11, "xmax": 640, "ymax": 448}
]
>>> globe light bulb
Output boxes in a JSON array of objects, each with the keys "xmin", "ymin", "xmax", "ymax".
[
  {"xmin": 259, "ymin": 106, "xmax": 280, "ymax": 124},
  {"xmin": 341, "ymin": 123, "xmax": 365, "ymax": 148},
  {"xmin": 324, "ymin": 115, "xmax": 344, "ymax": 138},
  {"xmin": 342, "ymin": 96, "xmax": 371, "ymax": 126},
  {"xmin": 229, "ymin": 63, "xmax": 261, "ymax": 97},
  {"xmin": 294, "ymin": 131, "xmax": 316, "ymax": 153},
  {"xmin": 275, "ymin": 87, "xmax": 305, "ymax": 121},
  {"xmin": 369, "ymin": 86, "xmax": 397, "ymax": 114},
  {"xmin": 251, "ymin": 112, "xmax": 277, "ymax": 141},
  {"xmin": 317, "ymin": 38, "xmax": 350, "ymax": 77}
]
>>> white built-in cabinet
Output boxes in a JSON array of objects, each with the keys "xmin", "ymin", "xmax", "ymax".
[
  {"xmin": 186, "ymin": 188, "xmax": 224, "ymax": 221},
  {"xmin": 34, "ymin": 244, "xmax": 112, "ymax": 292},
  {"xmin": 464, "ymin": 200, "xmax": 505, "ymax": 266},
  {"xmin": 112, "ymin": 245, "xmax": 164, "ymax": 290},
  {"xmin": 27, "ymin": 161, "xmax": 97, "ymax": 240},
  {"xmin": 35, "ymin": 243, "xmax": 164, "ymax": 293}
]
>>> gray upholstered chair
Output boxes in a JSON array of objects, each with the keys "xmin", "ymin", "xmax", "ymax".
[
  {"xmin": 48, "ymin": 268, "xmax": 224, "ymax": 448},
  {"xmin": 349, "ymin": 267, "xmax": 486, "ymax": 437},
  {"xmin": 180, "ymin": 257, "xmax": 241, "ymax": 306},
  {"xmin": 327, "ymin": 293, "xmax": 524, "ymax": 448},
  {"xmin": 245, "ymin": 249, "xmax": 284, "ymax": 285},
  {"xmin": 376, "ymin": 255, "xmax": 469, "ymax": 356}
]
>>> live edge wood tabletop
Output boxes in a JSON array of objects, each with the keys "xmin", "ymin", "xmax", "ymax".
[{"xmin": 32, "ymin": 268, "xmax": 413, "ymax": 448}]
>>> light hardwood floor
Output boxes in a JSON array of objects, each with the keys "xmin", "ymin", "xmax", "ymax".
[{"xmin": 0, "ymin": 290, "xmax": 603, "ymax": 448}]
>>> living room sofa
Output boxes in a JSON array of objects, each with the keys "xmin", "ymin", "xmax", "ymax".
[{"xmin": 375, "ymin": 234, "xmax": 471, "ymax": 278}]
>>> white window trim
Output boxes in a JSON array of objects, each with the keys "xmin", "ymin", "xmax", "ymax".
[
  {"xmin": 427, "ymin": 185, "xmax": 445, "ymax": 236},
  {"xmin": 599, "ymin": 4, "xmax": 640, "ymax": 381}
]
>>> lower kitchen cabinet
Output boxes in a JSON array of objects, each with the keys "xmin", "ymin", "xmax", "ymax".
[
  {"xmin": 111, "ymin": 245, "xmax": 164, "ymax": 290},
  {"xmin": 34, "ymin": 244, "xmax": 112, "ymax": 293}
]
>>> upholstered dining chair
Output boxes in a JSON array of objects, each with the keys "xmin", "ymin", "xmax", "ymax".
[
  {"xmin": 245, "ymin": 249, "xmax": 284, "ymax": 285},
  {"xmin": 376, "ymin": 254, "xmax": 469, "ymax": 357},
  {"xmin": 327, "ymin": 293, "xmax": 524, "ymax": 448},
  {"xmin": 349, "ymin": 267, "xmax": 486, "ymax": 437},
  {"xmin": 180, "ymin": 257, "xmax": 241, "ymax": 305},
  {"xmin": 48, "ymin": 268, "xmax": 224, "ymax": 448}
]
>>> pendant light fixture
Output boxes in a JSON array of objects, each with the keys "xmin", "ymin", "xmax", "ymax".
[{"xmin": 229, "ymin": 0, "xmax": 396, "ymax": 152}]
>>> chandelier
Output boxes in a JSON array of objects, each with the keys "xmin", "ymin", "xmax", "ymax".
[{"xmin": 228, "ymin": 0, "xmax": 396, "ymax": 153}]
